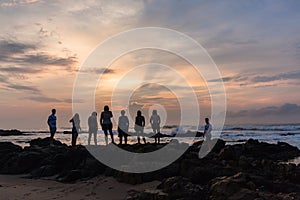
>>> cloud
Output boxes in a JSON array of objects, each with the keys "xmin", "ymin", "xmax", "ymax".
[
  {"xmin": 1, "ymin": 0, "xmax": 41, "ymax": 8},
  {"xmin": 24, "ymin": 96, "xmax": 85, "ymax": 103},
  {"xmin": 0, "ymin": 39, "xmax": 77, "ymax": 68},
  {"xmin": 63, "ymin": 98, "xmax": 85, "ymax": 103},
  {"xmin": 208, "ymin": 70, "xmax": 300, "ymax": 87},
  {"xmin": 0, "ymin": 40, "xmax": 36, "ymax": 57},
  {"xmin": 25, "ymin": 96, "xmax": 61, "ymax": 103},
  {"xmin": 79, "ymin": 68, "xmax": 115, "ymax": 74},
  {"xmin": 18, "ymin": 53, "xmax": 77, "ymax": 67},
  {"xmin": 0, "ymin": 74, "xmax": 8, "ymax": 83},
  {"xmin": 0, "ymin": 66, "xmax": 41, "ymax": 74},
  {"xmin": 227, "ymin": 103, "xmax": 300, "ymax": 118},
  {"xmin": 251, "ymin": 70, "xmax": 300, "ymax": 83},
  {"xmin": 208, "ymin": 75, "xmax": 249, "ymax": 83},
  {"xmin": 7, "ymin": 84, "xmax": 40, "ymax": 93},
  {"xmin": 208, "ymin": 77, "xmax": 238, "ymax": 83}
]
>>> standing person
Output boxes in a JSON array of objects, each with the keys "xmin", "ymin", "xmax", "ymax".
[
  {"xmin": 150, "ymin": 110, "xmax": 161, "ymax": 144},
  {"xmin": 88, "ymin": 112, "xmax": 98, "ymax": 145},
  {"xmin": 47, "ymin": 108, "xmax": 57, "ymax": 145},
  {"xmin": 135, "ymin": 110, "xmax": 146, "ymax": 144},
  {"xmin": 100, "ymin": 105, "xmax": 114, "ymax": 145},
  {"xmin": 204, "ymin": 117, "xmax": 212, "ymax": 142},
  {"xmin": 69, "ymin": 113, "xmax": 81, "ymax": 147},
  {"xmin": 118, "ymin": 110, "xmax": 129, "ymax": 145}
]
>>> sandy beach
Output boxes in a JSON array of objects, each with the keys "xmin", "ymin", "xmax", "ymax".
[
  {"xmin": 1, "ymin": 137, "xmax": 300, "ymax": 199},
  {"xmin": 0, "ymin": 175, "xmax": 160, "ymax": 200}
]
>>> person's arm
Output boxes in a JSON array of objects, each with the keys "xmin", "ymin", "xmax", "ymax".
[
  {"xmin": 69, "ymin": 118, "xmax": 73, "ymax": 123},
  {"xmin": 47, "ymin": 116, "xmax": 50, "ymax": 126},
  {"xmin": 78, "ymin": 120, "xmax": 81, "ymax": 131},
  {"xmin": 118, "ymin": 117, "xmax": 121, "ymax": 127},
  {"xmin": 125, "ymin": 117, "xmax": 129, "ymax": 129},
  {"xmin": 142, "ymin": 116, "xmax": 145, "ymax": 127},
  {"xmin": 150, "ymin": 116, "xmax": 153, "ymax": 125},
  {"xmin": 158, "ymin": 116, "xmax": 161, "ymax": 124},
  {"xmin": 100, "ymin": 113, "xmax": 103, "ymax": 126}
]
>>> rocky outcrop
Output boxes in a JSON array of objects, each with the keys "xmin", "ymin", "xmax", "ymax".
[
  {"xmin": 0, "ymin": 129, "xmax": 23, "ymax": 136},
  {"xmin": 0, "ymin": 138, "xmax": 300, "ymax": 199}
]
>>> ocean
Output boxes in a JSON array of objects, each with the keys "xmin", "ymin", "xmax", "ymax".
[{"xmin": 1, "ymin": 124, "xmax": 300, "ymax": 150}]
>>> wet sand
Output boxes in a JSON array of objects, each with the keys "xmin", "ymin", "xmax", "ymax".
[{"xmin": 0, "ymin": 175, "xmax": 160, "ymax": 200}]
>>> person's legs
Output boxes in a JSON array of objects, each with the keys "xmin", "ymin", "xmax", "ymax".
[
  {"xmin": 137, "ymin": 133, "xmax": 141, "ymax": 144},
  {"xmin": 124, "ymin": 135, "xmax": 127, "ymax": 145},
  {"xmin": 74, "ymin": 133, "xmax": 78, "ymax": 146},
  {"xmin": 157, "ymin": 127, "xmax": 160, "ymax": 144},
  {"xmin": 88, "ymin": 132, "xmax": 92, "ymax": 145},
  {"xmin": 109, "ymin": 127, "xmax": 114, "ymax": 144},
  {"xmin": 136, "ymin": 127, "xmax": 141, "ymax": 144},
  {"xmin": 204, "ymin": 133, "xmax": 212, "ymax": 151},
  {"xmin": 72, "ymin": 133, "xmax": 76, "ymax": 146},
  {"xmin": 153, "ymin": 128, "xmax": 157, "ymax": 143},
  {"xmin": 118, "ymin": 128, "xmax": 123, "ymax": 145},
  {"xmin": 93, "ymin": 132, "xmax": 97, "ymax": 145},
  {"xmin": 50, "ymin": 127, "xmax": 56, "ymax": 145},
  {"xmin": 103, "ymin": 129, "xmax": 108, "ymax": 145},
  {"xmin": 142, "ymin": 128, "xmax": 146, "ymax": 144}
]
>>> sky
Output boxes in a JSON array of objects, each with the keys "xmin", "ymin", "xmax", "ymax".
[{"xmin": 0, "ymin": 0, "xmax": 300, "ymax": 130}]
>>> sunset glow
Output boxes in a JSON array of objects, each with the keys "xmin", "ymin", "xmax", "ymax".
[{"xmin": 0, "ymin": 0, "xmax": 300, "ymax": 129}]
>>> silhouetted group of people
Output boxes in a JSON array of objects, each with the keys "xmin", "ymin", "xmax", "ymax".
[{"xmin": 47, "ymin": 105, "xmax": 162, "ymax": 146}]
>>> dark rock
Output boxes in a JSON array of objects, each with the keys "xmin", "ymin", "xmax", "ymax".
[
  {"xmin": 29, "ymin": 137, "xmax": 65, "ymax": 147},
  {"xmin": 0, "ymin": 129, "xmax": 23, "ymax": 136},
  {"xmin": 211, "ymin": 139, "xmax": 226, "ymax": 154},
  {"xmin": 0, "ymin": 142, "xmax": 22, "ymax": 155},
  {"xmin": 210, "ymin": 173, "xmax": 259, "ymax": 200},
  {"xmin": 126, "ymin": 189, "xmax": 168, "ymax": 200},
  {"xmin": 58, "ymin": 170, "xmax": 82, "ymax": 183},
  {"xmin": 0, "ymin": 137, "xmax": 300, "ymax": 199},
  {"xmin": 30, "ymin": 165, "xmax": 58, "ymax": 178},
  {"xmin": 115, "ymin": 172, "xmax": 143, "ymax": 185},
  {"xmin": 218, "ymin": 146, "xmax": 239, "ymax": 161},
  {"xmin": 157, "ymin": 176, "xmax": 205, "ymax": 200}
]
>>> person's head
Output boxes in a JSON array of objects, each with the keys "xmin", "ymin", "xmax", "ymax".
[
  {"xmin": 92, "ymin": 112, "xmax": 97, "ymax": 116},
  {"xmin": 137, "ymin": 110, "xmax": 142, "ymax": 116},
  {"xmin": 205, "ymin": 118, "xmax": 210, "ymax": 124},
  {"xmin": 52, "ymin": 109, "xmax": 56, "ymax": 115},
  {"xmin": 121, "ymin": 110, "xmax": 125, "ymax": 116},
  {"xmin": 104, "ymin": 105, "xmax": 109, "ymax": 111},
  {"xmin": 152, "ymin": 110, "xmax": 157, "ymax": 115}
]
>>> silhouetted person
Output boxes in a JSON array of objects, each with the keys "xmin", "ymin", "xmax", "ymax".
[
  {"xmin": 150, "ymin": 110, "xmax": 161, "ymax": 144},
  {"xmin": 47, "ymin": 108, "xmax": 57, "ymax": 145},
  {"xmin": 134, "ymin": 110, "xmax": 146, "ymax": 144},
  {"xmin": 204, "ymin": 118, "xmax": 212, "ymax": 142},
  {"xmin": 88, "ymin": 112, "xmax": 98, "ymax": 145},
  {"xmin": 70, "ymin": 113, "xmax": 81, "ymax": 147},
  {"xmin": 100, "ymin": 105, "xmax": 114, "ymax": 145},
  {"xmin": 118, "ymin": 110, "xmax": 129, "ymax": 145}
]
